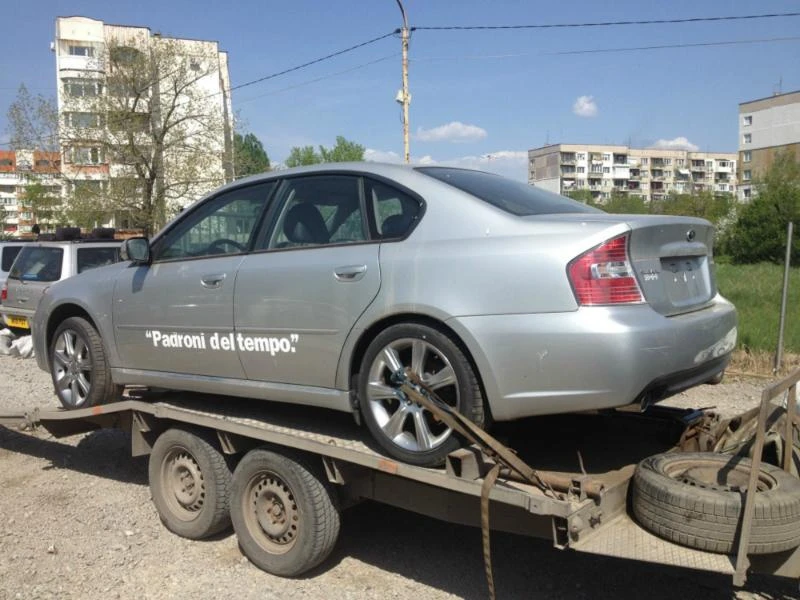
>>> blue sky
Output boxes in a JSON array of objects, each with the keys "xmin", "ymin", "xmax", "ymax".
[{"xmin": 2, "ymin": 0, "xmax": 799, "ymax": 180}]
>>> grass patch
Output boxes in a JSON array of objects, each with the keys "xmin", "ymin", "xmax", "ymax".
[{"xmin": 715, "ymin": 262, "xmax": 799, "ymax": 353}]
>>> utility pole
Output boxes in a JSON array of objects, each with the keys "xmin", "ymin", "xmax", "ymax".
[{"xmin": 396, "ymin": 0, "xmax": 410, "ymax": 163}]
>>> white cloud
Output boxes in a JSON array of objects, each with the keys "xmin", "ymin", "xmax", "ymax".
[
  {"xmin": 572, "ymin": 95, "xmax": 598, "ymax": 118},
  {"xmin": 364, "ymin": 148, "xmax": 403, "ymax": 163},
  {"xmin": 650, "ymin": 137, "xmax": 699, "ymax": 151},
  {"xmin": 415, "ymin": 121, "xmax": 488, "ymax": 143}
]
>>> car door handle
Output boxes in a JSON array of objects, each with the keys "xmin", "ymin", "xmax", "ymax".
[
  {"xmin": 334, "ymin": 264, "xmax": 367, "ymax": 282},
  {"xmin": 200, "ymin": 273, "xmax": 226, "ymax": 289}
]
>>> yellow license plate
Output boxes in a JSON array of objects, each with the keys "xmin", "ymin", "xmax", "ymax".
[{"xmin": 5, "ymin": 315, "xmax": 29, "ymax": 329}]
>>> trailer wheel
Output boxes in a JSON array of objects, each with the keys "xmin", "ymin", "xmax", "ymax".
[
  {"xmin": 230, "ymin": 449, "xmax": 340, "ymax": 577},
  {"xmin": 632, "ymin": 452, "xmax": 800, "ymax": 554},
  {"xmin": 149, "ymin": 428, "xmax": 232, "ymax": 540},
  {"xmin": 50, "ymin": 317, "xmax": 120, "ymax": 409}
]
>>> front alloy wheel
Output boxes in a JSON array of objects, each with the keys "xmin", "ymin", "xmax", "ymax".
[{"xmin": 50, "ymin": 316, "xmax": 117, "ymax": 409}]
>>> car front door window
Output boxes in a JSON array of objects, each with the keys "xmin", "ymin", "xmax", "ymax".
[{"xmin": 156, "ymin": 183, "xmax": 274, "ymax": 261}]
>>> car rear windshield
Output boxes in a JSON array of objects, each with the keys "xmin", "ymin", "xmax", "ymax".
[
  {"xmin": 416, "ymin": 167, "xmax": 602, "ymax": 216},
  {"xmin": 78, "ymin": 246, "xmax": 120, "ymax": 274},
  {"xmin": 9, "ymin": 247, "xmax": 63, "ymax": 282},
  {"xmin": 1, "ymin": 246, "xmax": 23, "ymax": 272}
]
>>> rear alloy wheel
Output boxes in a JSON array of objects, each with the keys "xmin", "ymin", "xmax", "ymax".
[
  {"xmin": 50, "ymin": 317, "xmax": 120, "ymax": 409},
  {"xmin": 359, "ymin": 323, "xmax": 484, "ymax": 467}
]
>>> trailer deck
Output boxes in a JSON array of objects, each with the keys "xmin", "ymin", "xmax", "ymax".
[{"xmin": 1, "ymin": 372, "xmax": 799, "ymax": 594}]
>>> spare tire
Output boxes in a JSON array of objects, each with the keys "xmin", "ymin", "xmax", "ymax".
[{"xmin": 632, "ymin": 452, "xmax": 800, "ymax": 555}]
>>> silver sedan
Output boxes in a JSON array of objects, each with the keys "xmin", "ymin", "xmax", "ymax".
[{"xmin": 33, "ymin": 163, "xmax": 736, "ymax": 466}]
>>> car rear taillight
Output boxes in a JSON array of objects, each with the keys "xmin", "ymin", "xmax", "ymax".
[
  {"xmin": 568, "ymin": 234, "xmax": 644, "ymax": 305},
  {"xmin": 0, "ymin": 284, "xmax": 6, "ymax": 303}
]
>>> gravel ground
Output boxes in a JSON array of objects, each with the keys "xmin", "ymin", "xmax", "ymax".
[{"xmin": 0, "ymin": 353, "xmax": 797, "ymax": 600}]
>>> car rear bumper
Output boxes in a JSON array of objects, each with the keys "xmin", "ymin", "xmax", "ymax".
[
  {"xmin": 1, "ymin": 307, "xmax": 35, "ymax": 330},
  {"xmin": 447, "ymin": 295, "xmax": 737, "ymax": 421}
]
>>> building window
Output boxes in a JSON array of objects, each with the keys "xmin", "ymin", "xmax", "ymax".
[
  {"xmin": 69, "ymin": 147, "xmax": 104, "ymax": 165},
  {"xmin": 664, "ymin": 158, "xmax": 672, "ymax": 166},
  {"xmin": 65, "ymin": 112, "xmax": 103, "ymax": 128},
  {"xmin": 743, "ymin": 188, "xmax": 751, "ymax": 199},
  {"xmin": 743, "ymin": 133, "xmax": 752, "ymax": 144},
  {"xmin": 63, "ymin": 78, "xmax": 102, "ymax": 97},
  {"xmin": 602, "ymin": 154, "xmax": 610, "ymax": 161},
  {"xmin": 676, "ymin": 159, "xmax": 684, "ymax": 166},
  {"xmin": 576, "ymin": 153, "xmax": 586, "ymax": 160},
  {"xmin": 640, "ymin": 158, "xmax": 648, "ymax": 166},
  {"xmin": 577, "ymin": 166, "xmax": 585, "ymax": 173},
  {"xmin": 68, "ymin": 45, "xmax": 95, "ymax": 57},
  {"xmin": 743, "ymin": 115, "xmax": 752, "ymax": 126},
  {"xmin": 743, "ymin": 170, "xmax": 751, "ymax": 181},
  {"xmin": 743, "ymin": 151, "xmax": 751, "ymax": 163},
  {"xmin": 0, "ymin": 159, "xmax": 13, "ymax": 167}
]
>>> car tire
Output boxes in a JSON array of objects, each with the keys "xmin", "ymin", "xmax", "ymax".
[
  {"xmin": 632, "ymin": 452, "xmax": 800, "ymax": 554},
  {"xmin": 230, "ymin": 448, "xmax": 341, "ymax": 577},
  {"xmin": 358, "ymin": 323, "xmax": 485, "ymax": 467},
  {"xmin": 50, "ymin": 316, "xmax": 120, "ymax": 409},
  {"xmin": 149, "ymin": 428, "xmax": 233, "ymax": 540}
]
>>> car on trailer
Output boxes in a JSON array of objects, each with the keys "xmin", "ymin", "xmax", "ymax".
[{"xmin": 31, "ymin": 164, "xmax": 736, "ymax": 466}]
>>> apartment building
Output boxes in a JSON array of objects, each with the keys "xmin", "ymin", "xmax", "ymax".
[
  {"xmin": 738, "ymin": 90, "xmax": 800, "ymax": 200},
  {"xmin": 0, "ymin": 150, "xmax": 62, "ymax": 237},
  {"xmin": 528, "ymin": 144, "xmax": 737, "ymax": 202},
  {"xmin": 54, "ymin": 16, "xmax": 234, "ymax": 227}
]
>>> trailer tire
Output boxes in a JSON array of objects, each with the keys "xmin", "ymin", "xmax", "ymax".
[
  {"xmin": 50, "ymin": 317, "xmax": 120, "ymax": 409},
  {"xmin": 149, "ymin": 428, "xmax": 232, "ymax": 540},
  {"xmin": 632, "ymin": 452, "xmax": 800, "ymax": 554},
  {"xmin": 231, "ymin": 448, "xmax": 340, "ymax": 577}
]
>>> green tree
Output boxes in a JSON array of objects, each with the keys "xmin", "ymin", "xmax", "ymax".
[
  {"xmin": 5, "ymin": 84, "xmax": 58, "ymax": 151},
  {"xmin": 654, "ymin": 190, "xmax": 734, "ymax": 226},
  {"xmin": 565, "ymin": 189, "xmax": 593, "ymax": 204},
  {"xmin": 318, "ymin": 136, "xmax": 365, "ymax": 163},
  {"xmin": 727, "ymin": 150, "xmax": 800, "ymax": 264},
  {"xmin": 284, "ymin": 136, "xmax": 365, "ymax": 168},
  {"xmin": 234, "ymin": 132, "xmax": 270, "ymax": 177},
  {"xmin": 596, "ymin": 191, "xmax": 649, "ymax": 214},
  {"xmin": 20, "ymin": 182, "xmax": 61, "ymax": 228},
  {"xmin": 284, "ymin": 145, "xmax": 321, "ymax": 167}
]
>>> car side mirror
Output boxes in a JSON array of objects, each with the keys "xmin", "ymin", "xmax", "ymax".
[{"xmin": 121, "ymin": 237, "xmax": 151, "ymax": 264}]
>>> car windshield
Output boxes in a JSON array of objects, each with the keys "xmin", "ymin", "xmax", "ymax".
[
  {"xmin": 9, "ymin": 247, "xmax": 63, "ymax": 282},
  {"xmin": 1, "ymin": 246, "xmax": 23, "ymax": 272},
  {"xmin": 416, "ymin": 167, "xmax": 602, "ymax": 216}
]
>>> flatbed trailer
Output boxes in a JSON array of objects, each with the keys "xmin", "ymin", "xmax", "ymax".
[{"xmin": 1, "ymin": 369, "xmax": 799, "ymax": 597}]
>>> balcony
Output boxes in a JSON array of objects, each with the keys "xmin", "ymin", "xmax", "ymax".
[
  {"xmin": 560, "ymin": 158, "xmax": 577, "ymax": 165},
  {"xmin": 587, "ymin": 171, "xmax": 604, "ymax": 178},
  {"xmin": 59, "ymin": 55, "xmax": 105, "ymax": 72}
]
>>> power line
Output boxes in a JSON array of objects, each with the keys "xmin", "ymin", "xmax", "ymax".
[
  {"xmin": 237, "ymin": 54, "xmax": 398, "ymax": 105},
  {"xmin": 413, "ymin": 11, "xmax": 800, "ymax": 31},
  {"xmin": 410, "ymin": 36, "xmax": 800, "ymax": 62},
  {"xmin": 228, "ymin": 31, "xmax": 397, "ymax": 94}
]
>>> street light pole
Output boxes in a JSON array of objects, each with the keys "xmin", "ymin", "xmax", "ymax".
[{"xmin": 396, "ymin": 0, "xmax": 410, "ymax": 163}]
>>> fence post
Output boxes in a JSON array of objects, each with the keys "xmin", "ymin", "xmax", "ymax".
[{"xmin": 774, "ymin": 221, "xmax": 794, "ymax": 373}]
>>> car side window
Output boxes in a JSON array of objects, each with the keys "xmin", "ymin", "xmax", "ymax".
[
  {"xmin": 264, "ymin": 176, "xmax": 366, "ymax": 249},
  {"xmin": 366, "ymin": 179, "xmax": 421, "ymax": 239},
  {"xmin": 154, "ymin": 182, "xmax": 274, "ymax": 261},
  {"xmin": 77, "ymin": 246, "xmax": 121, "ymax": 273}
]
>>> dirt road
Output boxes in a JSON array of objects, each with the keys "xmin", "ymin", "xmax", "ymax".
[{"xmin": 0, "ymin": 354, "xmax": 796, "ymax": 599}]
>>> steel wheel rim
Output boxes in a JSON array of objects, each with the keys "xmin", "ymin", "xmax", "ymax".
[
  {"xmin": 663, "ymin": 458, "xmax": 778, "ymax": 493},
  {"xmin": 242, "ymin": 471, "xmax": 299, "ymax": 555},
  {"xmin": 160, "ymin": 447, "xmax": 205, "ymax": 521},
  {"xmin": 52, "ymin": 329, "xmax": 93, "ymax": 407},
  {"xmin": 366, "ymin": 337, "xmax": 460, "ymax": 453}
]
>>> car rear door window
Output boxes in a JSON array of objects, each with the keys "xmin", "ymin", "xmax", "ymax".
[
  {"xmin": 263, "ymin": 176, "xmax": 367, "ymax": 249},
  {"xmin": 154, "ymin": 182, "xmax": 275, "ymax": 261},
  {"xmin": 77, "ymin": 246, "xmax": 121, "ymax": 273},
  {"xmin": 9, "ymin": 247, "xmax": 63, "ymax": 282},
  {"xmin": 1, "ymin": 246, "xmax": 23, "ymax": 272},
  {"xmin": 366, "ymin": 179, "xmax": 421, "ymax": 239}
]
